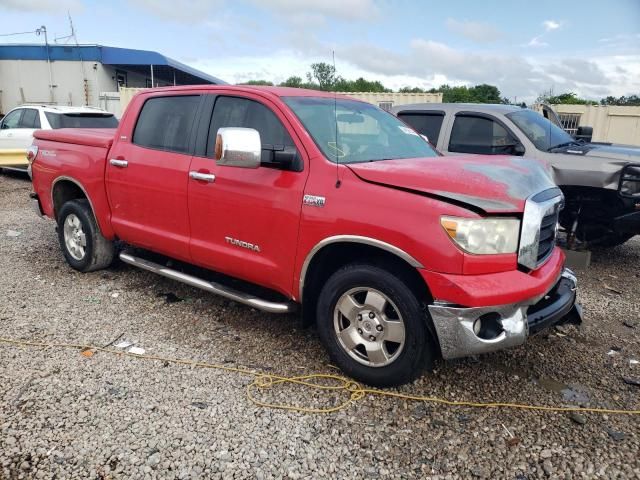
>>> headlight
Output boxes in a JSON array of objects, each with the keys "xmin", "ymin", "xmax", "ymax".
[{"xmin": 441, "ymin": 216, "xmax": 520, "ymax": 254}]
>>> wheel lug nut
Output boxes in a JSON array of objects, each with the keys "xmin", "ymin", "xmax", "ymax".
[
  {"xmin": 368, "ymin": 312, "xmax": 375, "ymax": 319},
  {"xmin": 376, "ymin": 325, "xmax": 383, "ymax": 332},
  {"xmin": 357, "ymin": 329, "xmax": 363, "ymax": 334},
  {"xmin": 369, "ymin": 335, "xmax": 376, "ymax": 341},
  {"xmin": 357, "ymin": 314, "xmax": 362, "ymax": 321}
]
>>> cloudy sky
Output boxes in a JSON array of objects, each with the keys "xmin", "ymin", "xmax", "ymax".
[{"xmin": 1, "ymin": 0, "xmax": 639, "ymax": 102}]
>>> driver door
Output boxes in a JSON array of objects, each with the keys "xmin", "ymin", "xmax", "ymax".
[
  {"xmin": 187, "ymin": 94, "xmax": 308, "ymax": 295},
  {"xmin": 443, "ymin": 113, "xmax": 523, "ymax": 156}
]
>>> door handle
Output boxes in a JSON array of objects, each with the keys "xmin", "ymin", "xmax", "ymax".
[
  {"xmin": 189, "ymin": 171, "xmax": 216, "ymax": 183},
  {"xmin": 110, "ymin": 159, "xmax": 128, "ymax": 168}
]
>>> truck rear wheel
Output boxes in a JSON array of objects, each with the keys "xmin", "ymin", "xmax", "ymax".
[
  {"xmin": 57, "ymin": 199, "xmax": 115, "ymax": 272},
  {"xmin": 316, "ymin": 263, "xmax": 435, "ymax": 387}
]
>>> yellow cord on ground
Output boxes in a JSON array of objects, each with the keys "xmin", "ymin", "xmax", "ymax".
[{"xmin": 1, "ymin": 336, "xmax": 638, "ymax": 416}]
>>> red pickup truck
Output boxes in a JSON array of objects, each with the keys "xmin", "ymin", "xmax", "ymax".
[{"xmin": 29, "ymin": 86, "xmax": 581, "ymax": 386}]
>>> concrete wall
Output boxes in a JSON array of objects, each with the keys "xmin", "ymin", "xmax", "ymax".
[
  {"xmin": 551, "ymin": 104, "xmax": 640, "ymax": 146},
  {"xmin": 339, "ymin": 92, "xmax": 443, "ymax": 110},
  {"xmin": 0, "ymin": 59, "xmax": 173, "ymax": 114}
]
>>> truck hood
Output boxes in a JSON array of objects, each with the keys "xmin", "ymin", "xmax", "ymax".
[
  {"xmin": 548, "ymin": 143, "xmax": 640, "ymax": 190},
  {"xmin": 347, "ymin": 155, "xmax": 556, "ymax": 213},
  {"xmin": 586, "ymin": 143, "xmax": 640, "ymax": 161}
]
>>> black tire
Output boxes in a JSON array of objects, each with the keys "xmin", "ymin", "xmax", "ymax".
[
  {"xmin": 57, "ymin": 199, "xmax": 115, "ymax": 272},
  {"xmin": 316, "ymin": 262, "xmax": 435, "ymax": 387}
]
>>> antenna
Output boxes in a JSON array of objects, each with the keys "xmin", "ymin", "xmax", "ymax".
[
  {"xmin": 333, "ymin": 51, "xmax": 341, "ymax": 189},
  {"xmin": 55, "ymin": 12, "xmax": 88, "ymax": 105}
]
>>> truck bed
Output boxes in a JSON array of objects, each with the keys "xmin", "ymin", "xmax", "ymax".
[
  {"xmin": 31, "ymin": 128, "xmax": 117, "ymax": 238},
  {"xmin": 33, "ymin": 128, "xmax": 116, "ymax": 149}
]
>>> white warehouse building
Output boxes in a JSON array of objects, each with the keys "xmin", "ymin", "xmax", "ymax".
[{"xmin": 0, "ymin": 44, "xmax": 226, "ymax": 116}]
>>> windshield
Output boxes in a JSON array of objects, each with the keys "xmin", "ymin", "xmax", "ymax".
[
  {"xmin": 283, "ymin": 97, "xmax": 438, "ymax": 163},
  {"xmin": 506, "ymin": 109, "xmax": 574, "ymax": 151},
  {"xmin": 45, "ymin": 112, "xmax": 119, "ymax": 129}
]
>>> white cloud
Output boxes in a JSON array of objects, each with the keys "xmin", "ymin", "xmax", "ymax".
[
  {"xmin": 128, "ymin": 0, "xmax": 223, "ymax": 22},
  {"xmin": 335, "ymin": 38, "xmax": 638, "ymax": 102},
  {"xmin": 445, "ymin": 18, "xmax": 502, "ymax": 43},
  {"xmin": 526, "ymin": 35, "xmax": 548, "ymax": 48},
  {"xmin": 0, "ymin": 0, "xmax": 82, "ymax": 11},
  {"xmin": 542, "ymin": 20, "xmax": 561, "ymax": 31},
  {"xmin": 191, "ymin": 41, "xmax": 640, "ymax": 103},
  {"xmin": 248, "ymin": 0, "xmax": 380, "ymax": 22}
]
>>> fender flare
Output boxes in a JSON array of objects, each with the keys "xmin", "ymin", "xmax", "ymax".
[
  {"xmin": 298, "ymin": 235, "xmax": 424, "ymax": 300},
  {"xmin": 51, "ymin": 175, "xmax": 103, "ymax": 234}
]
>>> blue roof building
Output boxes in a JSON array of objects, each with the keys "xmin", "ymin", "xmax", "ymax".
[{"xmin": 0, "ymin": 44, "xmax": 226, "ymax": 114}]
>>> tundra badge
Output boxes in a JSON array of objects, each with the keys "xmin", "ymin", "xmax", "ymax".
[
  {"xmin": 225, "ymin": 236, "xmax": 261, "ymax": 252},
  {"xmin": 303, "ymin": 194, "xmax": 326, "ymax": 207}
]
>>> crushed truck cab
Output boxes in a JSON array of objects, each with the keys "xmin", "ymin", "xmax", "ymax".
[{"xmin": 30, "ymin": 86, "xmax": 581, "ymax": 387}]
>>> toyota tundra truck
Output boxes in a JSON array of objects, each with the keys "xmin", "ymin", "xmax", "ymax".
[{"xmin": 29, "ymin": 86, "xmax": 581, "ymax": 387}]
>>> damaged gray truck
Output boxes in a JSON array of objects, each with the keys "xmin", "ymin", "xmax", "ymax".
[{"xmin": 392, "ymin": 103, "xmax": 640, "ymax": 247}]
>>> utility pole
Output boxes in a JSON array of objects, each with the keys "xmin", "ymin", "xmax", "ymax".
[{"xmin": 36, "ymin": 26, "xmax": 55, "ymax": 104}]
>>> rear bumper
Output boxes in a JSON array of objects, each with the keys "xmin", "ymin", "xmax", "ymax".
[
  {"xmin": 0, "ymin": 149, "xmax": 28, "ymax": 167},
  {"xmin": 428, "ymin": 268, "xmax": 580, "ymax": 360}
]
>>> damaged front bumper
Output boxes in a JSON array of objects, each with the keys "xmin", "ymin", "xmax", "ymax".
[{"xmin": 428, "ymin": 268, "xmax": 581, "ymax": 360}]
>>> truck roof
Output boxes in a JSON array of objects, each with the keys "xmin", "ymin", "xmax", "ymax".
[
  {"xmin": 392, "ymin": 103, "xmax": 523, "ymax": 114},
  {"xmin": 138, "ymin": 85, "xmax": 362, "ymax": 101}
]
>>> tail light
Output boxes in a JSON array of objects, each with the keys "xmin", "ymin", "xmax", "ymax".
[{"xmin": 27, "ymin": 145, "xmax": 39, "ymax": 164}]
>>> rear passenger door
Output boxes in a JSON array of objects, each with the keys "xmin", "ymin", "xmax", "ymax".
[
  {"xmin": 106, "ymin": 95, "xmax": 202, "ymax": 261},
  {"xmin": 187, "ymin": 94, "xmax": 308, "ymax": 295},
  {"xmin": 396, "ymin": 111, "xmax": 446, "ymax": 149},
  {"xmin": 0, "ymin": 108, "xmax": 41, "ymax": 150}
]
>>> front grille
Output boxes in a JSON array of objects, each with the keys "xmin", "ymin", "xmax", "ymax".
[
  {"xmin": 537, "ymin": 210, "xmax": 559, "ymax": 265},
  {"xmin": 518, "ymin": 188, "xmax": 563, "ymax": 270}
]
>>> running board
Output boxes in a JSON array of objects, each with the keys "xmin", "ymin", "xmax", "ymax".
[{"xmin": 119, "ymin": 252, "xmax": 296, "ymax": 314}]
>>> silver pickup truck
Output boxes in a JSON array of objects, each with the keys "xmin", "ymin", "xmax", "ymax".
[{"xmin": 392, "ymin": 103, "xmax": 640, "ymax": 247}]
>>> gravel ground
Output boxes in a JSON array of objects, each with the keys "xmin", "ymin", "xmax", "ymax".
[{"xmin": 1, "ymin": 172, "xmax": 639, "ymax": 479}]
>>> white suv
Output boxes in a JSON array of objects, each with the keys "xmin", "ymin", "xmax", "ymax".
[{"xmin": 0, "ymin": 105, "xmax": 118, "ymax": 171}]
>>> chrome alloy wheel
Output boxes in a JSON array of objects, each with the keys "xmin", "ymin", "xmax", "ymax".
[
  {"xmin": 63, "ymin": 213, "xmax": 87, "ymax": 261},
  {"xmin": 333, "ymin": 287, "xmax": 406, "ymax": 367}
]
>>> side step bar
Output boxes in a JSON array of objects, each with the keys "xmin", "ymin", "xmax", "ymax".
[{"xmin": 119, "ymin": 252, "xmax": 296, "ymax": 314}]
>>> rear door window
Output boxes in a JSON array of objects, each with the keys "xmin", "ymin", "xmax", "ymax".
[
  {"xmin": 45, "ymin": 112, "xmax": 118, "ymax": 129},
  {"xmin": 449, "ymin": 114, "xmax": 515, "ymax": 154},
  {"xmin": 133, "ymin": 96, "xmax": 200, "ymax": 153},
  {"xmin": 20, "ymin": 109, "xmax": 41, "ymax": 128},
  {"xmin": 397, "ymin": 112, "xmax": 444, "ymax": 144}
]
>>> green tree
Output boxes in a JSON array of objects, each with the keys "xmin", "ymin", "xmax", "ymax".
[
  {"xmin": 600, "ymin": 94, "xmax": 640, "ymax": 106},
  {"xmin": 306, "ymin": 62, "xmax": 337, "ymax": 91},
  {"xmin": 335, "ymin": 77, "xmax": 391, "ymax": 92},
  {"xmin": 279, "ymin": 76, "xmax": 305, "ymax": 88},
  {"xmin": 469, "ymin": 84, "xmax": 502, "ymax": 103},
  {"xmin": 537, "ymin": 91, "xmax": 596, "ymax": 105},
  {"xmin": 399, "ymin": 86, "xmax": 426, "ymax": 93},
  {"xmin": 237, "ymin": 80, "xmax": 273, "ymax": 86}
]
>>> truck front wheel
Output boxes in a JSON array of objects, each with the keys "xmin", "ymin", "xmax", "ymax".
[
  {"xmin": 316, "ymin": 263, "xmax": 435, "ymax": 387},
  {"xmin": 57, "ymin": 199, "xmax": 115, "ymax": 272}
]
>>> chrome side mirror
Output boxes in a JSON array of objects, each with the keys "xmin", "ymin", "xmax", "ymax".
[{"xmin": 215, "ymin": 127, "xmax": 261, "ymax": 168}]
